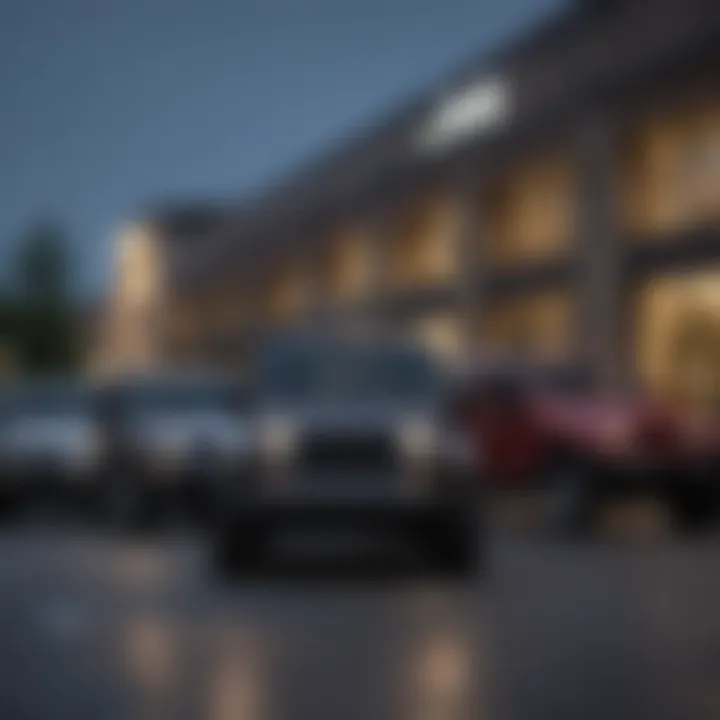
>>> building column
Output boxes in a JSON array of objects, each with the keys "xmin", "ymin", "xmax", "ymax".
[
  {"xmin": 454, "ymin": 172, "xmax": 485, "ymax": 365},
  {"xmin": 295, "ymin": 250, "xmax": 324, "ymax": 329},
  {"xmin": 576, "ymin": 113, "xmax": 625, "ymax": 390},
  {"xmin": 365, "ymin": 211, "xmax": 393, "ymax": 335}
]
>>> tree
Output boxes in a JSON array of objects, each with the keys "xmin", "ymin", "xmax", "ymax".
[{"xmin": 11, "ymin": 222, "xmax": 78, "ymax": 373}]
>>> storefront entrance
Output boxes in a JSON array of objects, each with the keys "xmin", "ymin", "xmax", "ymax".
[{"xmin": 636, "ymin": 271, "xmax": 720, "ymax": 410}]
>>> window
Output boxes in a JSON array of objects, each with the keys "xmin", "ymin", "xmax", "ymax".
[
  {"xmin": 624, "ymin": 100, "xmax": 720, "ymax": 234},
  {"xmin": 325, "ymin": 226, "xmax": 374, "ymax": 301},
  {"xmin": 390, "ymin": 194, "xmax": 461, "ymax": 288},
  {"xmin": 264, "ymin": 263, "xmax": 310, "ymax": 325},
  {"xmin": 483, "ymin": 290, "xmax": 574, "ymax": 361},
  {"xmin": 635, "ymin": 272, "xmax": 720, "ymax": 409},
  {"xmin": 116, "ymin": 224, "xmax": 161, "ymax": 312},
  {"xmin": 485, "ymin": 157, "xmax": 576, "ymax": 265}
]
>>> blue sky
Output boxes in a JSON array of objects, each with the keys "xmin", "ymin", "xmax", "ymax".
[{"xmin": 0, "ymin": 0, "xmax": 563, "ymax": 295}]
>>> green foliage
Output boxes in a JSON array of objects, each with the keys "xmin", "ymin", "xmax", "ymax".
[{"xmin": 3, "ymin": 221, "xmax": 79, "ymax": 374}]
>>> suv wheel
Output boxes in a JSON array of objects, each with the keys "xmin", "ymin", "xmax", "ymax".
[
  {"xmin": 213, "ymin": 523, "xmax": 267, "ymax": 579},
  {"xmin": 419, "ymin": 510, "xmax": 478, "ymax": 578}
]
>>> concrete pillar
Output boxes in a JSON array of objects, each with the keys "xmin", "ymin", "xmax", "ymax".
[
  {"xmin": 364, "ymin": 211, "xmax": 393, "ymax": 336},
  {"xmin": 576, "ymin": 112, "xmax": 625, "ymax": 390},
  {"xmin": 454, "ymin": 172, "xmax": 485, "ymax": 365}
]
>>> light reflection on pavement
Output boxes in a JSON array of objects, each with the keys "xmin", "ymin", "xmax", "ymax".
[
  {"xmin": 0, "ymin": 526, "xmax": 485, "ymax": 720},
  {"xmin": 0, "ymin": 526, "xmax": 719, "ymax": 719}
]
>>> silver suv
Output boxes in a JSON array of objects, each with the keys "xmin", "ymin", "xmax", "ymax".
[{"xmin": 212, "ymin": 337, "xmax": 481, "ymax": 576}]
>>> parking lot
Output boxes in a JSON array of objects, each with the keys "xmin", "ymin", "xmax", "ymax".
[{"xmin": 0, "ymin": 518, "xmax": 719, "ymax": 720}]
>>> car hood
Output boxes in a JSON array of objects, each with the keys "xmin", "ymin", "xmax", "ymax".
[{"xmin": 0, "ymin": 416, "xmax": 96, "ymax": 456}]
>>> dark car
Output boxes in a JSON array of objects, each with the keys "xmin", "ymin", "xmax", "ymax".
[
  {"xmin": 454, "ymin": 361, "xmax": 720, "ymax": 536},
  {"xmin": 0, "ymin": 380, "xmax": 103, "ymax": 515},
  {"xmin": 97, "ymin": 375, "xmax": 249, "ymax": 527},
  {"xmin": 211, "ymin": 336, "xmax": 481, "ymax": 576}
]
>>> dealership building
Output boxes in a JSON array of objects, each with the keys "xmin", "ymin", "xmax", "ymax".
[{"xmin": 98, "ymin": 0, "xmax": 720, "ymax": 405}]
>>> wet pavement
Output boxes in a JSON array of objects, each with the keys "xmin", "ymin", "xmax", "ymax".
[{"xmin": 0, "ymin": 522, "xmax": 718, "ymax": 720}]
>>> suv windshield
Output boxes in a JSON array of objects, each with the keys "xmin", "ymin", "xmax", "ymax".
[{"xmin": 258, "ymin": 340, "xmax": 442, "ymax": 403}]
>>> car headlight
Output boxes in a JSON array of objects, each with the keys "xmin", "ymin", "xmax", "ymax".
[
  {"xmin": 398, "ymin": 416, "xmax": 437, "ymax": 461},
  {"xmin": 68, "ymin": 427, "xmax": 104, "ymax": 474},
  {"xmin": 259, "ymin": 415, "xmax": 297, "ymax": 464}
]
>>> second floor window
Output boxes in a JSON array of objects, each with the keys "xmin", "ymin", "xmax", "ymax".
[
  {"xmin": 624, "ymin": 100, "xmax": 720, "ymax": 235},
  {"xmin": 390, "ymin": 195, "xmax": 461, "ymax": 288},
  {"xmin": 485, "ymin": 157, "xmax": 577, "ymax": 266}
]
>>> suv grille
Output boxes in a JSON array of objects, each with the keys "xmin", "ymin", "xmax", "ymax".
[{"xmin": 297, "ymin": 432, "xmax": 397, "ymax": 475}]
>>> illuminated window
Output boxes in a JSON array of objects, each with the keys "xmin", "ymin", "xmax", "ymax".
[
  {"xmin": 484, "ymin": 290, "xmax": 574, "ymax": 361},
  {"xmin": 485, "ymin": 157, "xmax": 576, "ymax": 265},
  {"xmin": 264, "ymin": 263, "xmax": 310, "ymax": 325},
  {"xmin": 111, "ymin": 223, "xmax": 164, "ymax": 371},
  {"xmin": 325, "ymin": 226, "xmax": 374, "ymax": 301},
  {"xmin": 624, "ymin": 100, "xmax": 720, "ymax": 234},
  {"xmin": 116, "ymin": 224, "xmax": 160, "ymax": 311},
  {"xmin": 391, "ymin": 194, "xmax": 461, "ymax": 288},
  {"xmin": 636, "ymin": 273, "xmax": 720, "ymax": 409}
]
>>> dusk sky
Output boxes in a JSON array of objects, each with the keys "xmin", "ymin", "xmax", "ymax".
[{"xmin": 1, "ymin": 0, "xmax": 563, "ymax": 296}]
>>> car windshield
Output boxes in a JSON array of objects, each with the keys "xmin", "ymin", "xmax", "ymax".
[
  {"xmin": 258, "ymin": 340, "xmax": 443, "ymax": 403},
  {"xmin": 0, "ymin": 384, "xmax": 92, "ymax": 420}
]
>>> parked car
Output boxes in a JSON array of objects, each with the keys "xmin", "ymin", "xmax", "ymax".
[
  {"xmin": 453, "ymin": 361, "xmax": 720, "ymax": 535},
  {"xmin": 97, "ymin": 375, "xmax": 249, "ymax": 527},
  {"xmin": 211, "ymin": 336, "xmax": 481, "ymax": 577},
  {"xmin": 0, "ymin": 380, "xmax": 103, "ymax": 515}
]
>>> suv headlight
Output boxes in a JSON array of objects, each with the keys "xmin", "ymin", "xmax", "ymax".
[
  {"xmin": 259, "ymin": 415, "xmax": 297, "ymax": 464},
  {"xmin": 68, "ymin": 426, "xmax": 104, "ymax": 474},
  {"xmin": 398, "ymin": 416, "xmax": 437, "ymax": 462}
]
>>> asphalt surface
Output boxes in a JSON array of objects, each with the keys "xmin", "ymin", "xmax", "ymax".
[{"xmin": 0, "ymin": 520, "xmax": 718, "ymax": 720}]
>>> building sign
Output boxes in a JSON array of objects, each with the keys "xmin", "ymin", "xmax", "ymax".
[{"xmin": 416, "ymin": 76, "xmax": 511, "ymax": 154}]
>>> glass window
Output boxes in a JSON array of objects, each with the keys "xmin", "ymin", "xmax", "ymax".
[
  {"xmin": 264, "ymin": 263, "xmax": 310, "ymax": 325},
  {"xmin": 257, "ymin": 338, "xmax": 444, "ymax": 403},
  {"xmin": 635, "ymin": 272, "xmax": 720, "ymax": 410},
  {"xmin": 623, "ymin": 100, "xmax": 720, "ymax": 234},
  {"xmin": 390, "ymin": 195, "xmax": 461, "ymax": 288},
  {"xmin": 483, "ymin": 289, "xmax": 574, "ymax": 361},
  {"xmin": 325, "ymin": 227, "xmax": 374, "ymax": 301},
  {"xmin": 485, "ymin": 157, "xmax": 576, "ymax": 265}
]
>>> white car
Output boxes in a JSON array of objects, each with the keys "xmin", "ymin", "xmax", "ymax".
[
  {"xmin": 98, "ymin": 376, "xmax": 249, "ymax": 527},
  {"xmin": 0, "ymin": 381, "xmax": 102, "ymax": 513}
]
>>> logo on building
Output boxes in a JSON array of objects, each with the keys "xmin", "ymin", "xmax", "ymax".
[{"xmin": 416, "ymin": 76, "xmax": 511, "ymax": 154}]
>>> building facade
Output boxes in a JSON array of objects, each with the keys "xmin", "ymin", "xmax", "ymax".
[{"xmin": 105, "ymin": 0, "xmax": 720, "ymax": 405}]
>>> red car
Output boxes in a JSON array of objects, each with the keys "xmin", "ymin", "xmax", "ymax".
[{"xmin": 452, "ymin": 362, "xmax": 720, "ymax": 534}]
